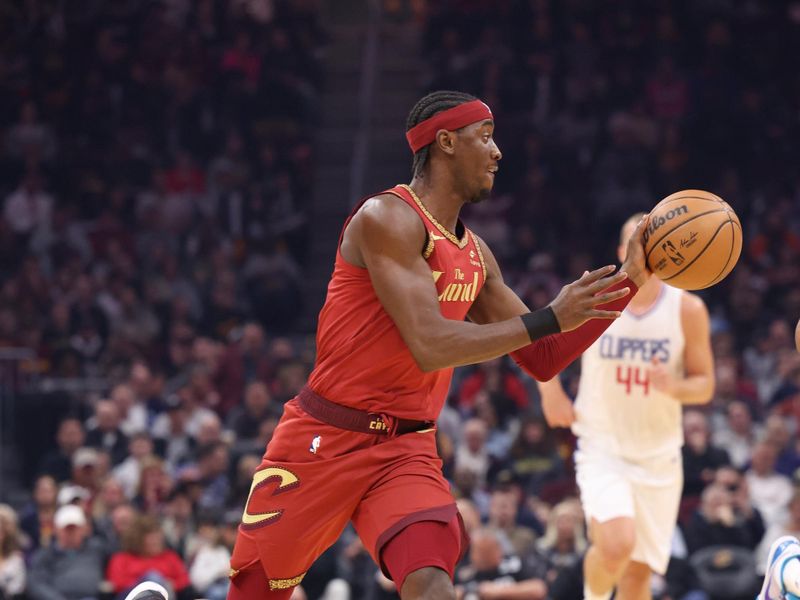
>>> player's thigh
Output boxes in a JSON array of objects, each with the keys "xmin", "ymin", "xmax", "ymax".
[
  {"xmin": 589, "ymin": 516, "xmax": 637, "ymax": 564},
  {"xmin": 231, "ymin": 404, "xmax": 371, "ymax": 588},
  {"xmin": 629, "ymin": 457, "xmax": 683, "ymax": 574},
  {"xmin": 576, "ymin": 449, "xmax": 636, "ymax": 523},
  {"xmin": 576, "ymin": 450, "xmax": 639, "ymax": 561},
  {"xmin": 230, "ymin": 459, "xmax": 356, "ymax": 589},
  {"xmin": 351, "ymin": 432, "xmax": 466, "ymax": 572}
]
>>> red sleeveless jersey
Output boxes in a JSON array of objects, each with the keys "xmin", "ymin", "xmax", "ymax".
[{"xmin": 306, "ymin": 184, "xmax": 487, "ymax": 421}]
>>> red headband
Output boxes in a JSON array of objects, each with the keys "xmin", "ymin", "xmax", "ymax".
[{"xmin": 405, "ymin": 99, "xmax": 494, "ymax": 153}]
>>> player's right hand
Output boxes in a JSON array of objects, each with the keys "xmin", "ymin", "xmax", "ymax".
[
  {"xmin": 548, "ymin": 265, "xmax": 629, "ymax": 332},
  {"xmin": 540, "ymin": 383, "xmax": 576, "ymax": 428}
]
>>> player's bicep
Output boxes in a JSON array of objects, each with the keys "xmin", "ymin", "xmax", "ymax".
[
  {"xmin": 468, "ymin": 235, "xmax": 530, "ymax": 324},
  {"xmin": 681, "ymin": 294, "xmax": 714, "ymax": 378},
  {"xmin": 356, "ymin": 200, "xmax": 444, "ymax": 349}
]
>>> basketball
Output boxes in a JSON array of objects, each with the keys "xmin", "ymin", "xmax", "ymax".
[{"xmin": 644, "ymin": 189, "xmax": 742, "ymax": 290}]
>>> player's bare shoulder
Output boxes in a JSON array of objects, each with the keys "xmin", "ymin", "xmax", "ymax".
[
  {"xmin": 341, "ymin": 193, "xmax": 426, "ymax": 268},
  {"xmin": 680, "ymin": 291, "xmax": 709, "ymax": 315},
  {"xmin": 680, "ymin": 291, "xmax": 711, "ymax": 335}
]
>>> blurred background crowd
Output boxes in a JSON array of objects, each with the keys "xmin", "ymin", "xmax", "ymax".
[{"xmin": 1, "ymin": 0, "xmax": 800, "ymax": 599}]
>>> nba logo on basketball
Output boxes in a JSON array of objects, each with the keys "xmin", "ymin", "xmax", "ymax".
[{"xmin": 661, "ymin": 240, "xmax": 685, "ymax": 266}]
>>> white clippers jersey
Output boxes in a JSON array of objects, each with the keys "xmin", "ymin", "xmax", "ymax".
[{"xmin": 573, "ymin": 284, "xmax": 685, "ymax": 461}]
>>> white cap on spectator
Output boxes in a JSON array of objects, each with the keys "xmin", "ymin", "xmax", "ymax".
[
  {"xmin": 57, "ymin": 484, "xmax": 90, "ymax": 506},
  {"xmin": 72, "ymin": 447, "xmax": 99, "ymax": 469},
  {"xmin": 54, "ymin": 504, "xmax": 87, "ymax": 529}
]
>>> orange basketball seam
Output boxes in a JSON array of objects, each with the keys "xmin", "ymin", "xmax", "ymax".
[
  {"xmin": 702, "ymin": 218, "xmax": 742, "ymax": 289},
  {"xmin": 658, "ymin": 190, "xmax": 724, "ymax": 203},
  {"xmin": 644, "ymin": 208, "xmax": 727, "ymax": 263},
  {"xmin": 653, "ymin": 195, "xmax": 725, "ymax": 207},
  {"xmin": 661, "ymin": 218, "xmax": 734, "ymax": 284}
]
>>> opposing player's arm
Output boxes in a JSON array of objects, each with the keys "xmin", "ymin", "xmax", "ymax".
[
  {"xmin": 677, "ymin": 293, "xmax": 715, "ymax": 404},
  {"xmin": 536, "ymin": 376, "xmax": 577, "ymax": 428},
  {"xmin": 467, "ymin": 233, "xmax": 639, "ymax": 381},
  {"xmin": 651, "ymin": 293, "xmax": 714, "ymax": 404}
]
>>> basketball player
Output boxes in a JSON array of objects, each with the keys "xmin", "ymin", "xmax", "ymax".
[
  {"xmin": 219, "ymin": 91, "xmax": 650, "ymax": 600},
  {"xmin": 537, "ymin": 213, "xmax": 715, "ymax": 600}
]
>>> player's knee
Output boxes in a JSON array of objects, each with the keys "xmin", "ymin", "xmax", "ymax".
[
  {"xmin": 400, "ymin": 567, "xmax": 456, "ymax": 600},
  {"xmin": 382, "ymin": 517, "xmax": 463, "ymax": 596},
  {"xmin": 595, "ymin": 525, "xmax": 636, "ymax": 567}
]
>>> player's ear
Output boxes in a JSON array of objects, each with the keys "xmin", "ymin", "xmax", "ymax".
[{"xmin": 435, "ymin": 129, "xmax": 457, "ymax": 156}]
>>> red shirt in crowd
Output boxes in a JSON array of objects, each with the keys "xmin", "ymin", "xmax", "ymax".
[{"xmin": 106, "ymin": 550, "xmax": 191, "ymax": 592}]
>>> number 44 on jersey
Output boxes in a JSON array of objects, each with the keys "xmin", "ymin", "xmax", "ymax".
[{"xmin": 616, "ymin": 365, "xmax": 651, "ymax": 395}]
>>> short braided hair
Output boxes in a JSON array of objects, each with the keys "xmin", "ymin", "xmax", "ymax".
[{"xmin": 406, "ymin": 90, "xmax": 477, "ymax": 177}]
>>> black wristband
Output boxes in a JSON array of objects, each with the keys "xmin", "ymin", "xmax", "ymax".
[{"xmin": 520, "ymin": 307, "xmax": 561, "ymax": 342}]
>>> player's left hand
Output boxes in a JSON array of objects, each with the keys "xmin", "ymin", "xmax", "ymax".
[{"xmin": 648, "ymin": 356, "xmax": 675, "ymax": 395}]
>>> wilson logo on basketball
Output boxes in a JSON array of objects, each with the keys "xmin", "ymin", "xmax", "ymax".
[{"xmin": 643, "ymin": 205, "xmax": 689, "ymax": 245}]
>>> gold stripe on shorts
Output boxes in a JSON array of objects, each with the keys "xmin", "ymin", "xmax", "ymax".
[{"xmin": 269, "ymin": 573, "xmax": 306, "ymax": 590}]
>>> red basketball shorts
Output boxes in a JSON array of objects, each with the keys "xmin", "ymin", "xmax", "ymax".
[{"xmin": 229, "ymin": 399, "xmax": 466, "ymax": 592}]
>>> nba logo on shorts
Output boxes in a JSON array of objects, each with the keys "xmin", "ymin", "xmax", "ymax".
[{"xmin": 309, "ymin": 435, "xmax": 321, "ymax": 454}]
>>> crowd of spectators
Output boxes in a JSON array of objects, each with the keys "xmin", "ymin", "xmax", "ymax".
[
  {"xmin": 2, "ymin": 0, "xmax": 800, "ymax": 599},
  {"xmin": 0, "ymin": 0, "xmax": 323, "ymax": 364}
]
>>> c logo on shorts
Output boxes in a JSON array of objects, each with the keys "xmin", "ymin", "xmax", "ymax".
[{"xmin": 241, "ymin": 467, "xmax": 300, "ymax": 530}]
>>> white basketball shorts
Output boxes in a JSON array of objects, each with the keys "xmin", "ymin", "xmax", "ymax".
[{"xmin": 575, "ymin": 444, "xmax": 683, "ymax": 574}]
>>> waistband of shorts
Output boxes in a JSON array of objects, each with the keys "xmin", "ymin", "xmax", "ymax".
[{"xmin": 297, "ymin": 386, "xmax": 434, "ymax": 437}]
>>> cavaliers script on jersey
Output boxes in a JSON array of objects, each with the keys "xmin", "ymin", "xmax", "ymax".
[{"xmin": 307, "ymin": 184, "xmax": 487, "ymax": 422}]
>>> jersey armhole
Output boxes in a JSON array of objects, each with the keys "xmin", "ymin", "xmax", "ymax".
[
  {"xmin": 337, "ymin": 188, "xmax": 433, "ymax": 266},
  {"xmin": 469, "ymin": 231, "xmax": 488, "ymax": 281},
  {"xmin": 384, "ymin": 187, "xmax": 435, "ymax": 260},
  {"xmin": 422, "ymin": 231, "xmax": 435, "ymax": 259}
]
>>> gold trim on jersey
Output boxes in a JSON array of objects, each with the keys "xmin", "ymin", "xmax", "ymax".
[
  {"xmin": 269, "ymin": 573, "xmax": 306, "ymax": 590},
  {"xmin": 399, "ymin": 184, "xmax": 468, "ymax": 249},
  {"xmin": 423, "ymin": 233, "xmax": 435, "ymax": 259},
  {"xmin": 470, "ymin": 231, "xmax": 487, "ymax": 281}
]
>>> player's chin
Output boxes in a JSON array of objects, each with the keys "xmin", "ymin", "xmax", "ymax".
[{"xmin": 468, "ymin": 181, "xmax": 493, "ymax": 204}]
